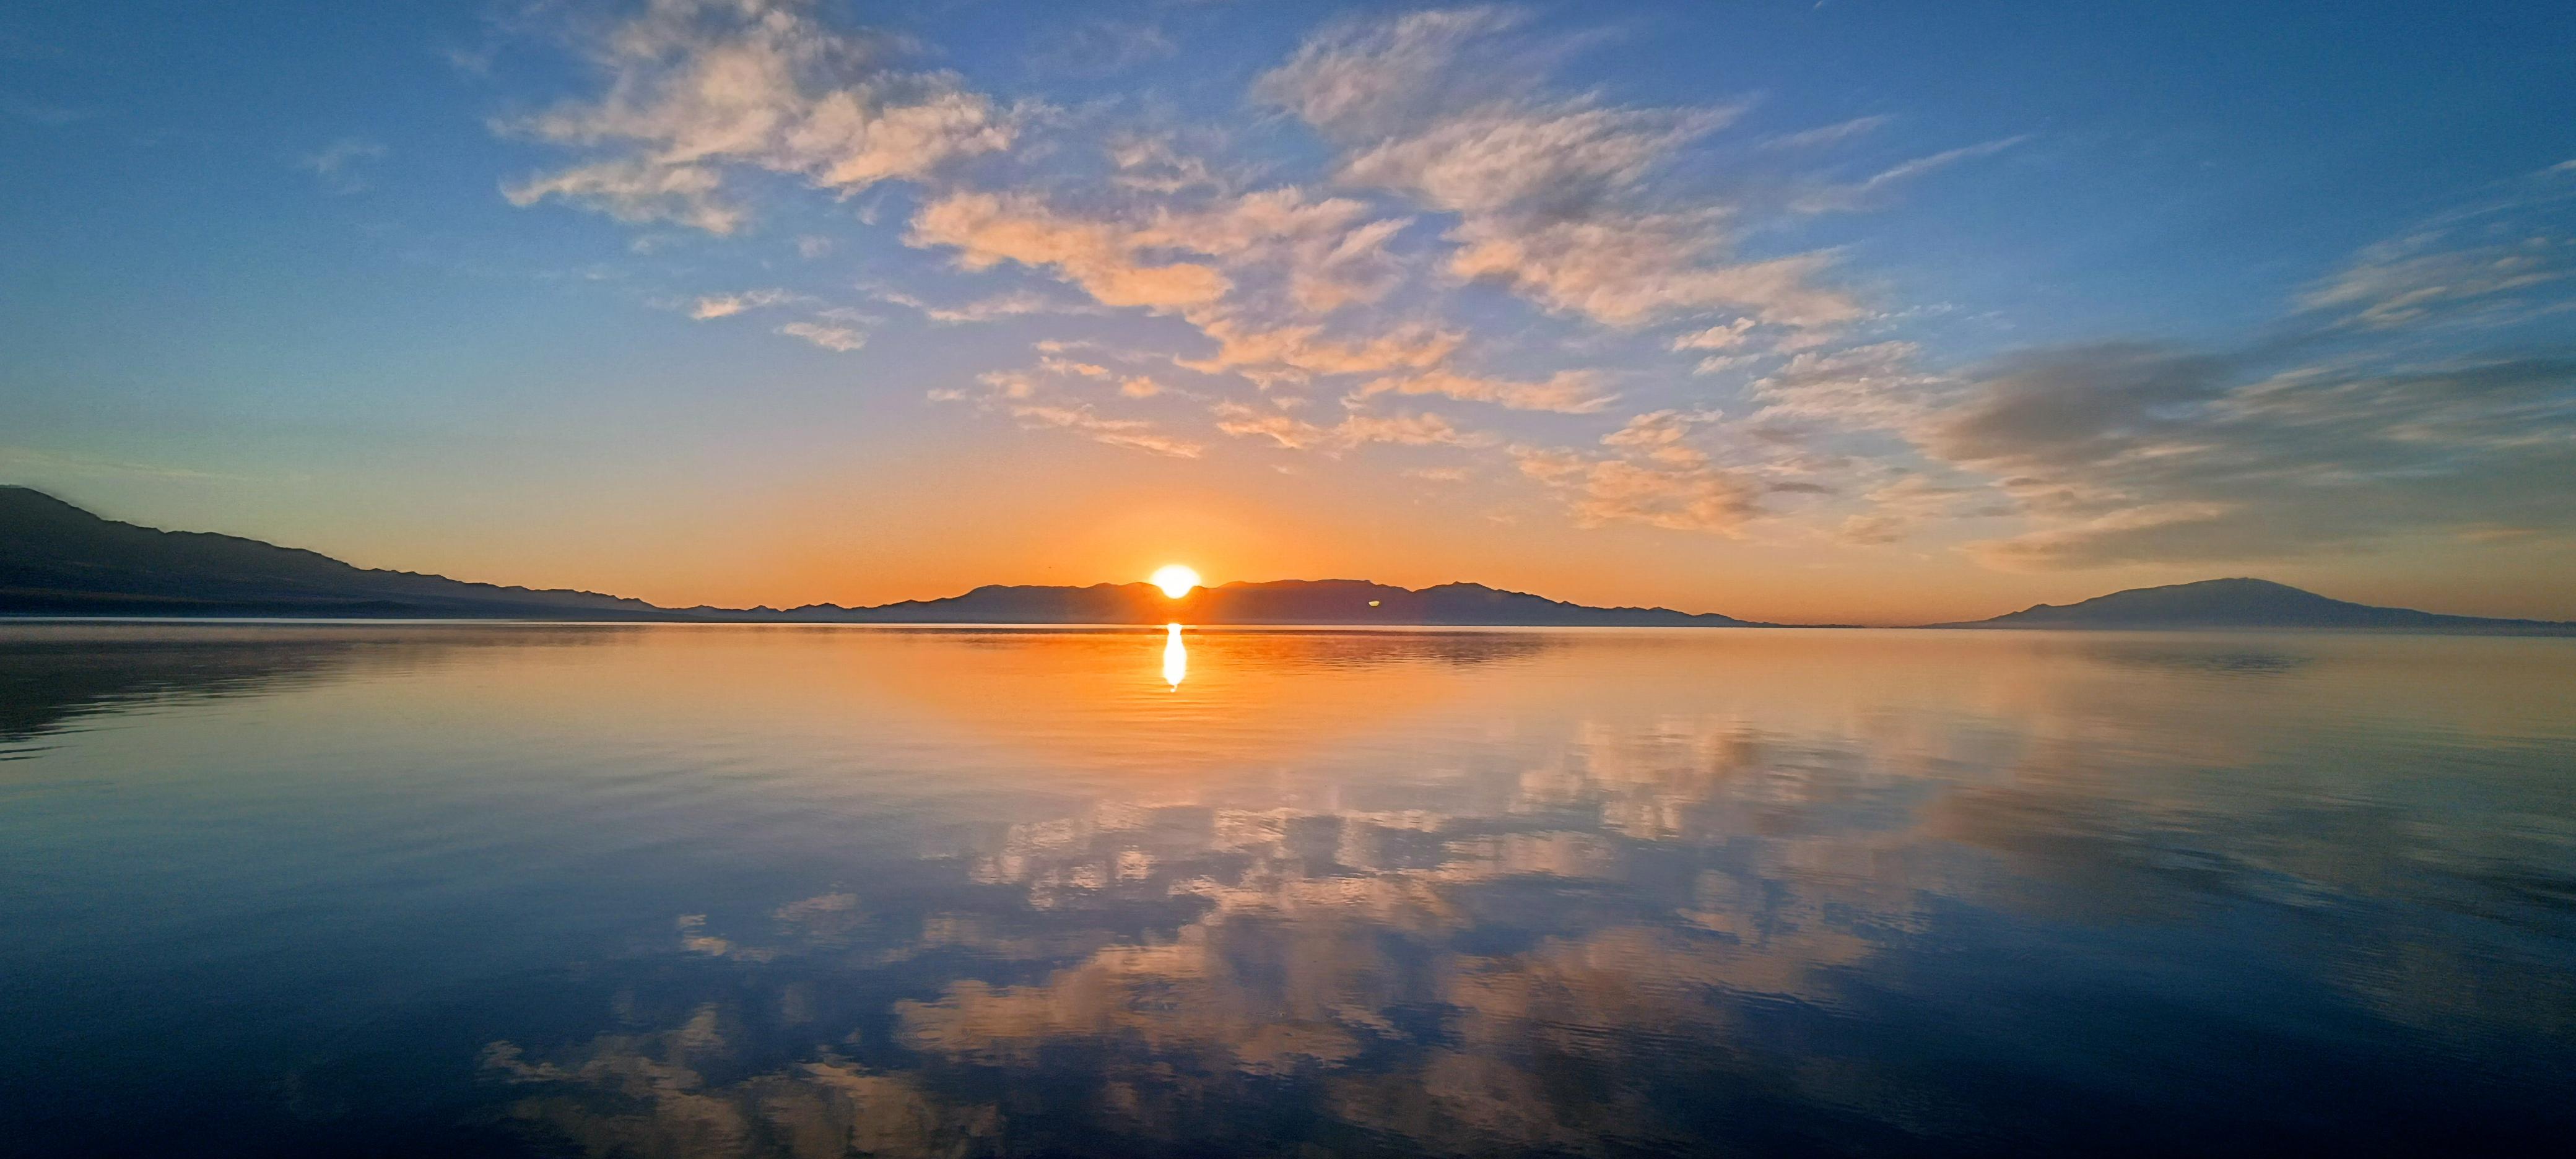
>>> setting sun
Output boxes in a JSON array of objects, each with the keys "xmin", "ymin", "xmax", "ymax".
[{"xmin": 1149, "ymin": 565, "xmax": 1202, "ymax": 599}]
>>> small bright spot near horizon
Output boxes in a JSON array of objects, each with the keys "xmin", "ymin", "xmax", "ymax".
[{"xmin": 1151, "ymin": 565, "xmax": 1202, "ymax": 599}]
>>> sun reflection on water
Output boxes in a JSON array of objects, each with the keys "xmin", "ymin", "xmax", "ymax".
[{"xmin": 1162, "ymin": 623, "xmax": 1186, "ymax": 690}]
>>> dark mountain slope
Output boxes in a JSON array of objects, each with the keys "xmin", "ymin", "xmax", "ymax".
[
  {"xmin": 735, "ymin": 578, "xmax": 1760, "ymax": 626},
  {"xmin": 0, "ymin": 488, "xmax": 1757, "ymax": 625},
  {"xmin": 0, "ymin": 487, "xmax": 671, "ymax": 618},
  {"xmin": 1954, "ymin": 578, "xmax": 2569, "ymax": 633}
]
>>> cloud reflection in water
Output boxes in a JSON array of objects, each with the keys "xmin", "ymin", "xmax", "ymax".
[{"xmin": 2, "ymin": 625, "xmax": 2572, "ymax": 1156}]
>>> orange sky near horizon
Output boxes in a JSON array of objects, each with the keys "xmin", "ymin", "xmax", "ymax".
[{"xmin": 32, "ymin": 437, "xmax": 2568, "ymax": 627}]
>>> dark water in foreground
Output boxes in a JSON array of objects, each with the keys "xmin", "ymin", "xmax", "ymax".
[{"xmin": 3, "ymin": 623, "xmax": 2572, "ymax": 1157}]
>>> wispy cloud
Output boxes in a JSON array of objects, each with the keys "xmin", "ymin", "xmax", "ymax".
[
  {"xmin": 689, "ymin": 289, "xmax": 797, "ymax": 319},
  {"xmin": 1513, "ymin": 410, "xmax": 1760, "ymax": 534},
  {"xmin": 1790, "ymin": 136, "xmax": 2029, "ymax": 214},
  {"xmin": 932, "ymin": 368, "xmax": 1200, "ymax": 457},
  {"xmin": 1027, "ymin": 19, "xmax": 1178, "ymax": 79},
  {"xmin": 497, "ymin": 0, "xmax": 1020, "ymax": 233},
  {"xmin": 776, "ymin": 320, "xmax": 865, "ymax": 351},
  {"xmin": 1256, "ymin": 7, "xmax": 1859, "ymax": 332},
  {"xmin": 872, "ymin": 286, "xmax": 1103, "ymax": 324},
  {"xmin": 303, "ymin": 137, "xmax": 388, "ymax": 194},
  {"xmin": 1351, "ymin": 368, "xmax": 1615, "ymax": 414},
  {"xmin": 1, "ymin": 94, "xmax": 95, "ymax": 126},
  {"xmin": 2298, "ymin": 163, "xmax": 2576, "ymax": 331},
  {"xmin": 1212, "ymin": 401, "xmax": 1493, "ymax": 452},
  {"xmin": 1759, "ymin": 115, "xmax": 1891, "ymax": 150}
]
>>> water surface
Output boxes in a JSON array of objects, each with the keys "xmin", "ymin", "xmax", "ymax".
[{"xmin": 4, "ymin": 623, "xmax": 2572, "ymax": 1156}]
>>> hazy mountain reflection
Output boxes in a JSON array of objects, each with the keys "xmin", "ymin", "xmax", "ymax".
[{"xmin": 2, "ymin": 625, "xmax": 2571, "ymax": 1156}]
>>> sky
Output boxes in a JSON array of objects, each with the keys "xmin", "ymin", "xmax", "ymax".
[{"xmin": 2, "ymin": 0, "xmax": 2572, "ymax": 625}]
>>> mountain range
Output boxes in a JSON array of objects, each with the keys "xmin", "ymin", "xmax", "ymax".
[{"xmin": 4, "ymin": 486, "xmax": 2567, "ymax": 633}]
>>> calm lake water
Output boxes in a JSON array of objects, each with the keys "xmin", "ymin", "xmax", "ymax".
[{"xmin": 4, "ymin": 623, "xmax": 2573, "ymax": 1157}]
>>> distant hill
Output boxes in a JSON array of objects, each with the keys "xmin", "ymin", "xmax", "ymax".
[
  {"xmin": 737, "ymin": 579, "xmax": 1759, "ymax": 627},
  {"xmin": 0, "ymin": 487, "xmax": 1754, "ymax": 625},
  {"xmin": 9, "ymin": 488, "xmax": 2565, "ymax": 632},
  {"xmin": 0, "ymin": 486, "xmax": 672, "ymax": 619},
  {"xmin": 1949, "ymin": 578, "xmax": 2572, "ymax": 633}
]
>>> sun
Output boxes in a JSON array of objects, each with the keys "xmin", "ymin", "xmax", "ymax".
[{"xmin": 1149, "ymin": 565, "xmax": 1202, "ymax": 599}]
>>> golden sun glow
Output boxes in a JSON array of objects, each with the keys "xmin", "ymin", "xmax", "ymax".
[{"xmin": 1149, "ymin": 565, "xmax": 1202, "ymax": 599}]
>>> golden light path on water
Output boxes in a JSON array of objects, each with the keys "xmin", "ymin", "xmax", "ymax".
[{"xmin": 1162, "ymin": 623, "xmax": 1187, "ymax": 690}]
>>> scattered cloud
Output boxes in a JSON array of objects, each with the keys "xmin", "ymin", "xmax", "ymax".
[
  {"xmin": 303, "ymin": 137, "xmax": 388, "ymax": 194},
  {"xmin": 776, "ymin": 320, "xmax": 865, "ymax": 351},
  {"xmin": 0, "ymin": 95, "xmax": 92, "ymax": 126},
  {"xmin": 1258, "ymin": 7, "xmax": 1860, "ymax": 332},
  {"xmin": 1212, "ymin": 401, "xmax": 1492, "ymax": 452},
  {"xmin": 1750, "ymin": 342, "xmax": 1942, "ymax": 427},
  {"xmin": 1835, "ymin": 475, "xmax": 2010, "ymax": 545},
  {"xmin": 690, "ymin": 288, "xmax": 797, "ymax": 319},
  {"xmin": 1351, "ymin": 368, "xmax": 1614, "ymax": 414},
  {"xmin": 459, "ymin": 2, "xmax": 2572, "ymax": 580},
  {"xmin": 1926, "ymin": 346, "xmax": 2576, "ymax": 567},
  {"xmin": 1513, "ymin": 410, "xmax": 1760, "ymax": 534},
  {"xmin": 1006, "ymin": 402, "xmax": 1201, "ymax": 457},
  {"xmin": 2298, "ymin": 163, "xmax": 2576, "ymax": 331},
  {"xmin": 908, "ymin": 191, "xmax": 1232, "ymax": 310},
  {"xmin": 498, "ymin": 0, "xmax": 1019, "ymax": 232},
  {"xmin": 1027, "ymin": 19, "xmax": 1178, "ymax": 79},
  {"xmin": 1759, "ymin": 115, "xmax": 1892, "ymax": 150},
  {"xmin": 933, "ymin": 367, "xmax": 1201, "ymax": 457},
  {"xmin": 1790, "ymin": 136, "xmax": 2028, "ymax": 214}
]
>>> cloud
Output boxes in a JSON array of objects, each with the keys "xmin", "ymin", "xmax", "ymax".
[
  {"xmin": 1835, "ymin": 475, "xmax": 2010, "ymax": 545},
  {"xmin": 775, "ymin": 320, "xmax": 864, "ymax": 350},
  {"xmin": 498, "ymin": 0, "xmax": 1017, "ymax": 232},
  {"xmin": 1759, "ymin": 115, "xmax": 1892, "ymax": 150},
  {"xmin": 1136, "ymin": 188, "xmax": 1412, "ymax": 313},
  {"xmin": 936, "ymin": 290, "xmax": 1097, "ymax": 323},
  {"xmin": 303, "ymin": 137, "xmax": 388, "ymax": 193},
  {"xmin": 1351, "ymin": 368, "xmax": 1614, "ymax": 413},
  {"xmin": 1258, "ymin": 8, "xmax": 1860, "ymax": 332},
  {"xmin": 1007, "ymin": 402, "xmax": 1201, "ymax": 457},
  {"xmin": 1178, "ymin": 318, "xmax": 1460, "ymax": 383},
  {"xmin": 690, "ymin": 288, "xmax": 796, "ymax": 319},
  {"xmin": 1105, "ymin": 134, "xmax": 1225, "ymax": 195},
  {"xmin": 1028, "ymin": 19, "xmax": 1178, "ymax": 79},
  {"xmin": 0, "ymin": 445, "xmax": 270, "ymax": 484},
  {"xmin": 2297, "ymin": 164, "xmax": 2576, "ymax": 331},
  {"xmin": 1211, "ymin": 402, "xmax": 1492, "ymax": 451},
  {"xmin": 1333, "ymin": 102, "xmax": 1733, "ymax": 217},
  {"xmin": 908, "ymin": 191, "xmax": 1231, "ymax": 309},
  {"xmin": 0, "ymin": 95, "xmax": 93, "ymax": 126},
  {"xmin": 1719, "ymin": 170, "xmax": 2576, "ymax": 563},
  {"xmin": 1672, "ymin": 318, "xmax": 1754, "ymax": 351},
  {"xmin": 1925, "ymin": 347, "xmax": 2576, "ymax": 568},
  {"xmin": 1749, "ymin": 342, "xmax": 1942, "ymax": 426},
  {"xmin": 1248, "ymin": 6, "xmax": 1534, "ymax": 140},
  {"xmin": 869, "ymin": 285, "xmax": 1102, "ymax": 324},
  {"xmin": 1790, "ymin": 136, "xmax": 2028, "ymax": 214},
  {"xmin": 934, "ymin": 367, "xmax": 1201, "ymax": 457},
  {"xmin": 1445, "ymin": 212, "xmax": 1860, "ymax": 328},
  {"xmin": 1513, "ymin": 410, "xmax": 1760, "ymax": 534}
]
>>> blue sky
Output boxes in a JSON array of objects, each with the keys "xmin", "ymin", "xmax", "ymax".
[{"xmin": 4, "ymin": 1, "xmax": 2572, "ymax": 622}]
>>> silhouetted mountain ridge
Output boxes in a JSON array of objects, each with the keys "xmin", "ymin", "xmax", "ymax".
[
  {"xmin": 715, "ymin": 578, "xmax": 1761, "ymax": 626},
  {"xmin": 1, "ymin": 488, "xmax": 1752, "ymax": 625},
  {"xmin": 6, "ymin": 487, "xmax": 2567, "ymax": 632},
  {"xmin": 1, "ymin": 487, "xmax": 667, "ymax": 618},
  {"xmin": 1950, "ymin": 578, "xmax": 2568, "ymax": 632}
]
